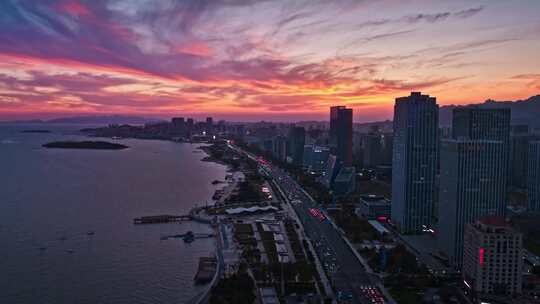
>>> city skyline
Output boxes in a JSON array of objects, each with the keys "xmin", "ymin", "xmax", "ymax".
[{"xmin": 1, "ymin": 0, "xmax": 540, "ymax": 122}]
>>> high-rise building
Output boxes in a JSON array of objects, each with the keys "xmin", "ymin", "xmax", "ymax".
[
  {"xmin": 329, "ymin": 106, "xmax": 346, "ymax": 149},
  {"xmin": 288, "ymin": 126, "xmax": 305, "ymax": 166},
  {"xmin": 171, "ymin": 117, "xmax": 185, "ymax": 136},
  {"xmin": 452, "ymin": 108, "xmax": 511, "ymax": 143},
  {"xmin": 438, "ymin": 140, "xmax": 507, "ymax": 267},
  {"xmin": 437, "ymin": 107, "xmax": 511, "ymax": 267},
  {"xmin": 206, "ymin": 117, "xmax": 213, "ymax": 136},
  {"xmin": 528, "ymin": 141, "xmax": 540, "ymax": 214},
  {"xmin": 462, "ymin": 216, "xmax": 523, "ymax": 297},
  {"xmin": 186, "ymin": 118, "xmax": 194, "ymax": 136},
  {"xmin": 271, "ymin": 135, "xmax": 287, "ymax": 161},
  {"xmin": 329, "ymin": 106, "xmax": 353, "ymax": 167},
  {"xmin": 510, "ymin": 126, "xmax": 540, "ymax": 190},
  {"xmin": 362, "ymin": 133, "xmax": 383, "ymax": 168},
  {"xmin": 391, "ymin": 92, "xmax": 439, "ymax": 233}
]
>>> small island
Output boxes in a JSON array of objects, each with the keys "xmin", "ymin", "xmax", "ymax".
[
  {"xmin": 43, "ymin": 141, "xmax": 129, "ymax": 150},
  {"xmin": 22, "ymin": 130, "xmax": 51, "ymax": 133}
]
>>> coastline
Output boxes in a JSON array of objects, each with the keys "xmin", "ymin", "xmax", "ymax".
[{"xmin": 0, "ymin": 125, "xmax": 230, "ymax": 304}]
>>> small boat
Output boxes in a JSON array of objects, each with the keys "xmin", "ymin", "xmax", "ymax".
[
  {"xmin": 66, "ymin": 249, "xmax": 75, "ymax": 254},
  {"xmin": 183, "ymin": 231, "xmax": 195, "ymax": 243},
  {"xmin": 87, "ymin": 231, "xmax": 95, "ymax": 236},
  {"xmin": 58, "ymin": 236, "xmax": 68, "ymax": 241},
  {"xmin": 39, "ymin": 247, "xmax": 47, "ymax": 251}
]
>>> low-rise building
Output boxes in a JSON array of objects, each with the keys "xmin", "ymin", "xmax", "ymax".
[
  {"xmin": 356, "ymin": 195, "xmax": 391, "ymax": 219},
  {"xmin": 462, "ymin": 216, "xmax": 523, "ymax": 298}
]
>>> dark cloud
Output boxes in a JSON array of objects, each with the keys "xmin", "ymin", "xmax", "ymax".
[{"xmin": 356, "ymin": 6, "xmax": 484, "ymax": 29}]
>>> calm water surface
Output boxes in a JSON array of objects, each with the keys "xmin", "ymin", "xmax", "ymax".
[{"xmin": 0, "ymin": 124, "xmax": 228, "ymax": 304}]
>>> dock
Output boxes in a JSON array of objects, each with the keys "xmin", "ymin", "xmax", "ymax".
[
  {"xmin": 160, "ymin": 232, "xmax": 214, "ymax": 241},
  {"xmin": 133, "ymin": 214, "xmax": 191, "ymax": 224},
  {"xmin": 194, "ymin": 256, "xmax": 217, "ymax": 284}
]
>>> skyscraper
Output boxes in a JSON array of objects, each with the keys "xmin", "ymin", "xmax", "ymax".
[
  {"xmin": 329, "ymin": 106, "xmax": 346, "ymax": 149},
  {"xmin": 438, "ymin": 140, "xmax": 506, "ymax": 267},
  {"xmin": 171, "ymin": 117, "xmax": 185, "ymax": 136},
  {"xmin": 391, "ymin": 92, "xmax": 439, "ymax": 233},
  {"xmin": 329, "ymin": 106, "xmax": 353, "ymax": 167},
  {"xmin": 288, "ymin": 126, "xmax": 305, "ymax": 166},
  {"xmin": 528, "ymin": 141, "xmax": 540, "ymax": 214},
  {"xmin": 438, "ymin": 107, "xmax": 511, "ymax": 268},
  {"xmin": 452, "ymin": 108, "xmax": 511, "ymax": 143},
  {"xmin": 206, "ymin": 117, "xmax": 213, "ymax": 136}
]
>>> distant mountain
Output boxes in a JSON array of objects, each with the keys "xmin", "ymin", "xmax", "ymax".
[
  {"xmin": 440, "ymin": 95, "xmax": 540, "ymax": 128},
  {"xmin": 1, "ymin": 115, "xmax": 165, "ymax": 125}
]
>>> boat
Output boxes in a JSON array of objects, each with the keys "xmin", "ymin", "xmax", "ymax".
[
  {"xmin": 183, "ymin": 231, "xmax": 195, "ymax": 243},
  {"xmin": 87, "ymin": 231, "xmax": 95, "ymax": 236}
]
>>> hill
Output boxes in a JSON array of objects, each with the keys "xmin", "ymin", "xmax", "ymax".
[{"xmin": 440, "ymin": 95, "xmax": 540, "ymax": 128}]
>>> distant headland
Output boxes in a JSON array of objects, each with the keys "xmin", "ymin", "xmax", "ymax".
[
  {"xmin": 43, "ymin": 141, "xmax": 129, "ymax": 150},
  {"xmin": 22, "ymin": 130, "xmax": 51, "ymax": 133}
]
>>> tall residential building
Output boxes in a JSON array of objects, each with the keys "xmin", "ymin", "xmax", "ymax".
[
  {"xmin": 206, "ymin": 117, "xmax": 214, "ymax": 136},
  {"xmin": 439, "ymin": 140, "xmax": 507, "ymax": 267},
  {"xmin": 528, "ymin": 141, "xmax": 540, "ymax": 213},
  {"xmin": 271, "ymin": 135, "xmax": 287, "ymax": 161},
  {"xmin": 288, "ymin": 126, "xmax": 305, "ymax": 166},
  {"xmin": 463, "ymin": 216, "xmax": 523, "ymax": 297},
  {"xmin": 329, "ymin": 106, "xmax": 353, "ymax": 167},
  {"xmin": 391, "ymin": 92, "xmax": 439, "ymax": 233}
]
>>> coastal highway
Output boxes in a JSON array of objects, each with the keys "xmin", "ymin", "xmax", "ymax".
[{"xmin": 229, "ymin": 144, "xmax": 388, "ymax": 304}]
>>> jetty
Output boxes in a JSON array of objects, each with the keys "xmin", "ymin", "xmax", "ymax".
[
  {"xmin": 160, "ymin": 232, "xmax": 214, "ymax": 241},
  {"xmin": 133, "ymin": 214, "xmax": 191, "ymax": 224}
]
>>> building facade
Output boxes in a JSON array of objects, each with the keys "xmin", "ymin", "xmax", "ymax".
[
  {"xmin": 528, "ymin": 141, "xmax": 540, "ymax": 213},
  {"xmin": 463, "ymin": 216, "xmax": 523, "ymax": 297},
  {"xmin": 439, "ymin": 140, "xmax": 507, "ymax": 268},
  {"xmin": 356, "ymin": 195, "xmax": 391, "ymax": 219},
  {"xmin": 391, "ymin": 92, "xmax": 439, "ymax": 233},
  {"xmin": 329, "ymin": 106, "xmax": 353, "ymax": 167},
  {"xmin": 287, "ymin": 126, "xmax": 305, "ymax": 166}
]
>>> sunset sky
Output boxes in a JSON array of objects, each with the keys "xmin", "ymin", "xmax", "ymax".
[{"xmin": 0, "ymin": 0, "xmax": 539, "ymax": 122}]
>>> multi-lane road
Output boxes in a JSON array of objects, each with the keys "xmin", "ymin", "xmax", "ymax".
[{"xmin": 230, "ymin": 144, "xmax": 388, "ymax": 304}]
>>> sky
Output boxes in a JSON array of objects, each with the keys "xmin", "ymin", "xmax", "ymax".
[{"xmin": 0, "ymin": 0, "xmax": 539, "ymax": 122}]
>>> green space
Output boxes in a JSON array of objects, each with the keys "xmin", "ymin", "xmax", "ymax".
[{"xmin": 209, "ymin": 272, "xmax": 256, "ymax": 304}]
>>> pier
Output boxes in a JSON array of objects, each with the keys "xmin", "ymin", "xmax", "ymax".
[
  {"xmin": 159, "ymin": 232, "xmax": 214, "ymax": 241},
  {"xmin": 133, "ymin": 214, "xmax": 191, "ymax": 224}
]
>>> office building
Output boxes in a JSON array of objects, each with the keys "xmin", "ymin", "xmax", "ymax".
[
  {"xmin": 333, "ymin": 166, "xmax": 356, "ymax": 195},
  {"xmin": 452, "ymin": 108, "xmax": 510, "ymax": 143},
  {"xmin": 439, "ymin": 140, "xmax": 506, "ymax": 268},
  {"xmin": 329, "ymin": 106, "xmax": 353, "ymax": 167},
  {"xmin": 288, "ymin": 126, "xmax": 305, "ymax": 166},
  {"xmin": 206, "ymin": 117, "xmax": 213, "ymax": 136},
  {"xmin": 271, "ymin": 135, "xmax": 287, "ymax": 161},
  {"xmin": 528, "ymin": 141, "xmax": 540, "ymax": 214},
  {"xmin": 329, "ymin": 106, "xmax": 346, "ymax": 149},
  {"xmin": 171, "ymin": 117, "xmax": 185, "ymax": 136},
  {"xmin": 361, "ymin": 133, "xmax": 382, "ymax": 168},
  {"xmin": 510, "ymin": 128, "xmax": 532, "ymax": 189},
  {"xmin": 391, "ymin": 92, "xmax": 439, "ymax": 233},
  {"xmin": 463, "ymin": 216, "xmax": 523, "ymax": 297}
]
